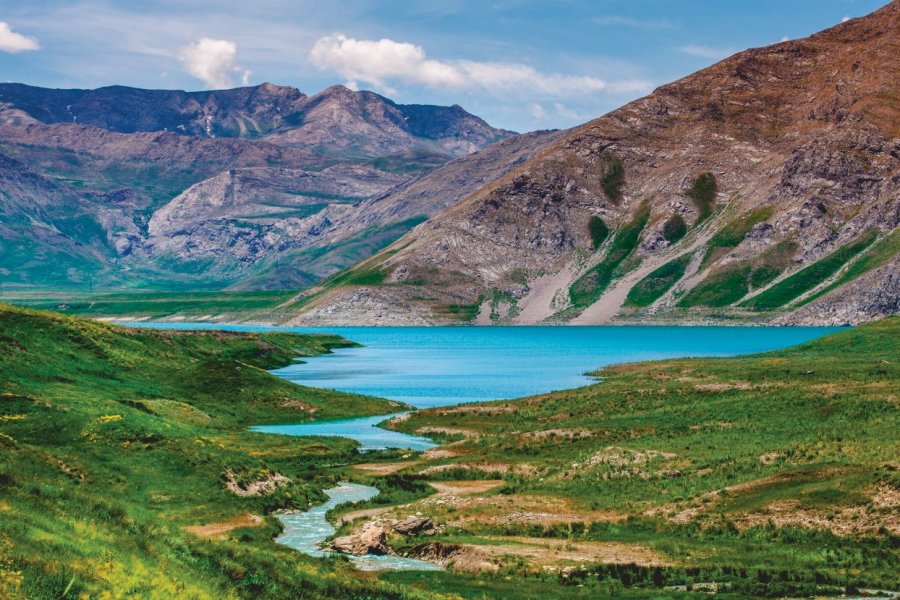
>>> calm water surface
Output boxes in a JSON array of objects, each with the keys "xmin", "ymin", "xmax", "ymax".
[{"xmin": 132, "ymin": 323, "xmax": 840, "ymax": 449}]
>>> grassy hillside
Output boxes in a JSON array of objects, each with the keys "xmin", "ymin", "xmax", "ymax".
[
  {"xmin": 0, "ymin": 305, "xmax": 432, "ymax": 599},
  {"xmin": 372, "ymin": 319, "xmax": 900, "ymax": 597}
]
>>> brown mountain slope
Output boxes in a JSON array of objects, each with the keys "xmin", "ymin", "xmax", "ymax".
[{"xmin": 287, "ymin": 1, "xmax": 900, "ymax": 326}]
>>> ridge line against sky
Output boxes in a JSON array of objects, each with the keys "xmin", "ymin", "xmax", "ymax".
[{"xmin": 0, "ymin": 0, "xmax": 888, "ymax": 132}]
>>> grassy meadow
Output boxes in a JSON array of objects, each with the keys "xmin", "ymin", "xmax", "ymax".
[{"xmin": 1, "ymin": 303, "xmax": 897, "ymax": 598}]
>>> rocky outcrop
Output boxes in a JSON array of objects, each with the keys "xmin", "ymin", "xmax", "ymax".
[
  {"xmin": 330, "ymin": 521, "xmax": 390, "ymax": 556},
  {"xmin": 391, "ymin": 516, "xmax": 436, "ymax": 535},
  {"xmin": 296, "ymin": 2, "xmax": 900, "ymax": 326}
]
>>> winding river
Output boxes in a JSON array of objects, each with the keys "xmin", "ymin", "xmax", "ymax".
[
  {"xmin": 275, "ymin": 482, "xmax": 439, "ymax": 571},
  {"xmin": 130, "ymin": 323, "xmax": 841, "ymax": 568}
]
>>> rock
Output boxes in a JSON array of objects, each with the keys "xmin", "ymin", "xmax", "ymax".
[
  {"xmin": 392, "ymin": 516, "xmax": 435, "ymax": 535},
  {"xmin": 330, "ymin": 522, "xmax": 389, "ymax": 556}
]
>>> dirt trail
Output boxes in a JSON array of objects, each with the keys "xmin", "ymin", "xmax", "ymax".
[{"xmin": 571, "ymin": 208, "xmax": 731, "ymax": 324}]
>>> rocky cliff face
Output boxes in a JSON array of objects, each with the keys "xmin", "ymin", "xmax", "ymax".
[
  {"xmin": 0, "ymin": 83, "xmax": 517, "ymax": 288},
  {"xmin": 290, "ymin": 1, "xmax": 900, "ymax": 326}
]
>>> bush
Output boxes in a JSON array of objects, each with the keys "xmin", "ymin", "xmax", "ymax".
[
  {"xmin": 588, "ymin": 216, "xmax": 609, "ymax": 249},
  {"xmin": 662, "ymin": 214, "xmax": 688, "ymax": 243},
  {"xmin": 685, "ymin": 173, "xmax": 718, "ymax": 222},
  {"xmin": 600, "ymin": 152, "xmax": 625, "ymax": 203}
]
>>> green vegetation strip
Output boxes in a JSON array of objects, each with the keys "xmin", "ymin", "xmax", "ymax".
[
  {"xmin": 744, "ymin": 231, "xmax": 878, "ymax": 310},
  {"xmin": 702, "ymin": 207, "xmax": 773, "ymax": 267},
  {"xmin": 569, "ymin": 204, "xmax": 650, "ymax": 308},
  {"xmin": 625, "ymin": 254, "xmax": 692, "ymax": 307},
  {"xmin": 799, "ymin": 228, "xmax": 900, "ymax": 307}
]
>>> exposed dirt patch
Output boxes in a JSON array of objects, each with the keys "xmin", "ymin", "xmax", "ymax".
[
  {"xmin": 222, "ymin": 469, "xmax": 290, "ymax": 497},
  {"xmin": 279, "ymin": 399, "xmax": 317, "ymax": 413},
  {"xmin": 734, "ymin": 488, "xmax": 900, "ymax": 536},
  {"xmin": 428, "ymin": 480, "xmax": 505, "ymax": 496},
  {"xmin": 520, "ymin": 428, "xmax": 595, "ymax": 441},
  {"xmin": 413, "ymin": 537, "xmax": 670, "ymax": 572},
  {"xmin": 693, "ymin": 382, "xmax": 752, "ymax": 392},
  {"xmin": 185, "ymin": 513, "xmax": 263, "ymax": 540},
  {"xmin": 352, "ymin": 461, "xmax": 420, "ymax": 475},
  {"xmin": 418, "ymin": 462, "xmax": 537, "ymax": 477},
  {"xmin": 415, "ymin": 426, "xmax": 480, "ymax": 439},
  {"xmin": 338, "ymin": 506, "xmax": 397, "ymax": 526},
  {"xmin": 423, "ymin": 446, "xmax": 468, "ymax": 459},
  {"xmin": 434, "ymin": 405, "xmax": 515, "ymax": 416}
]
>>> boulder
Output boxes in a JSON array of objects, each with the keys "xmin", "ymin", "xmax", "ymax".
[
  {"xmin": 392, "ymin": 516, "xmax": 435, "ymax": 535},
  {"xmin": 329, "ymin": 522, "xmax": 388, "ymax": 556}
]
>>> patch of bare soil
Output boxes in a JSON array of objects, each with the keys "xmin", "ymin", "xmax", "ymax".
[
  {"xmin": 414, "ymin": 537, "xmax": 670, "ymax": 572},
  {"xmin": 428, "ymin": 480, "xmax": 505, "ymax": 496},
  {"xmin": 423, "ymin": 446, "xmax": 468, "ymax": 459},
  {"xmin": 435, "ymin": 405, "xmax": 515, "ymax": 416},
  {"xmin": 185, "ymin": 513, "xmax": 263, "ymax": 539},
  {"xmin": 734, "ymin": 484, "xmax": 900, "ymax": 536},
  {"xmin": 338, "ymin": 506, "xmax": 397, "ymax": 526},
  {"xmin": 222, "ymin": 469, "xmax": 290, "ymax": 497},
  {"xmin": 415, "ymin": 426, "xmax": 480, "ymax": 439},
  {"xmin": 279, "ymin": 399, "xmax": 317, "ymax": 413},
  {"xmin": 352, "ymin": 461, "xmax": 420, "ymax": 475},
  {"xmin": 418, "ymin": 462, "xmax": 537, "ymax": 477},
  {"xmin": 520, "ymin": 428, "xmax": 595, "ymax": 441},
  {"xmin": 693, "ymin": 382, "xmax": 752, "ymax": 392}
]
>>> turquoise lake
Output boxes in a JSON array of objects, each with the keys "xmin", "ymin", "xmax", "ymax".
[{"xmin": 130, "ymin": 324, "xmax": 841, "ymax": 450}]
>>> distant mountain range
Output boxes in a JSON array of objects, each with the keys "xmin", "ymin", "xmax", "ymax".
[
  {"xmin": 0, "ymin": 83, "xmax": 528, "ymax": 289},
  {"xmin": 287, "ymin": 1, "xmax": 900, "ymax": 326}
]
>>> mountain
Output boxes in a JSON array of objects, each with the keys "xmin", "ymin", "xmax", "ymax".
[
  {"xmin": 288, "ymin": 1, "xmax": 900, "ymax": 326},
  {"xmin": 0, "ymin": 82, "xmax": 512, "ymax": 157},
  {"xmin": 0, "ymin": 83, "xmax": 518, "ymax": 289}
]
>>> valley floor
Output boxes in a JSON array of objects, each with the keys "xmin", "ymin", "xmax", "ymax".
[{"xmin": 0, "ymin": 304, "xmax": 897, "ymax": 599}]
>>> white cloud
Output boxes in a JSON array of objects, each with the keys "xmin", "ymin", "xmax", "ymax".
[
  {"xmin": 310, "ymin": 34, "xmax": 650, "ymax": 98},
  {"xmin": 677, "ymin": 44, "xmax": 734, "ymax": 60},
  {"xmin": 0, "ymin": 21, "xmax": 40, "ymax": 53},
  {"xmin": 178, "ymin": 37, "xmax": 242, "ymax": 88},
  {"xmin": 530, "ymin": 103, "xmax": 546, "ymax": 119},
  {"xmin": 841, "ymin": 15, "xmax": 852, "ymax": 23}
]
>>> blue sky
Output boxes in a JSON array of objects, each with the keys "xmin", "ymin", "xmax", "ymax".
[{"xmin": 0, "ymin": 0, "xmax": 888, "ymax": 132}]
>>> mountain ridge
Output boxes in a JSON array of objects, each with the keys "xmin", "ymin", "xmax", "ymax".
[{"xmin": 287, "ymin": 1, "xmax": 899, "ymax": 326}]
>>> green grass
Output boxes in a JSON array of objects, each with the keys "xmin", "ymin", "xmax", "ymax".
[
  {"xmin": 569, "ymin": 204, "xmax": 650, "ymax": 308},
  {"xmin": 680, "ymin": 241, "xmax": 796, "ymax": 308},
  {"xmin": 625, "ymin": 254, "xmax": 692, "ymax": 307},
  {"xmin": 743, "ymin": 231, "xmax": 878, "ymax": 310},
  {"xmin": 685, "ymin": 173, "xmax": 718, "ymax": 223},
  {"xmin": 4, "ymin": 290, "xmax": 294, "ymax": 321},
  {"xmin": 798, "ymin": 228, "xmax": 900, "ymax": 307},
  {"xmin": 391, "ymin": 319, "xmax": 900, "ymax": 595},
  {"xmin": 0, "ymin": 305, "xmax": 433, "ymax": 600},
  {"xmin": 702, "ymin": 207, "xmax": 773, "ymax": 267}
]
